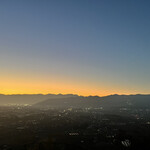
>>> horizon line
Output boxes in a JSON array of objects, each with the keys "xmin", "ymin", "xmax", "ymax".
[{"xmin": 0, "ymin": 93, "xmax": 150, "ymax": 97}]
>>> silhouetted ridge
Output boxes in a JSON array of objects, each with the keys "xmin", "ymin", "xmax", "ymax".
[
  {"xmin": 0, "ymin": 94, "xmax": 78, "ymax": 105},
  {"xmin": 33, "ymin": 94, "xmax": 150, "ymax": 109},
  {"xmin": 0, "ymin": 94, "xmax": 150, "ymax": 109}
]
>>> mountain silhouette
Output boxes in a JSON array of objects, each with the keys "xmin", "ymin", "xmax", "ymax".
[
  {"xmin": 33, "ymin": 94, "xmax": 150, "ymax": 109},
  {"xmin": 0, "ymin": 94, "xmax": 150, "ymax": 109}
]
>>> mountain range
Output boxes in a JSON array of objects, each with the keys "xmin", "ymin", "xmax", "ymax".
[{"xmin": 0, "ymin": 94, "xmax": 150, "ymax": 109}]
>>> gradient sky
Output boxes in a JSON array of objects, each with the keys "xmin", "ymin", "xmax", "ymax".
[{"xmin": 0, "ymin": 0, "xmax": 150, "ymax": 96}]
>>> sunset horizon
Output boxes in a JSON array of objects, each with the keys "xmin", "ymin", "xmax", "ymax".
[
  {"xmin": 1, "ymin": 0, "xmax": 150, "ymax": 97},
  {"xmin": 0, "ymin": 1, "xmax": 150, "ymax": 149}
]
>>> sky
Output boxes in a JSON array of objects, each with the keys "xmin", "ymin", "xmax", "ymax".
[{"xmin": 0, "ymin": 0, "xmax": 150, "ymax": 96}]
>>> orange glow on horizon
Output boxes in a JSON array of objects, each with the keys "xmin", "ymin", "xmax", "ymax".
[
  {"xmin": 1, "ymin": 75, "xmax": 149, "ymax": 97},
  {"xmin": 0, "ymin": 78, "xmax": 114, "ymax": 96}
]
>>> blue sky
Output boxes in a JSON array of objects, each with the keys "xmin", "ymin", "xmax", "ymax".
[{"xmin": 0, "ymin": 0, "xmax": 150, "ymax": 95}]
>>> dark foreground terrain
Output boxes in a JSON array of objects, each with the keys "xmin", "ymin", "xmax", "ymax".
[{"xmin": 0, "ymin": 105, "xmax": 150, "ymax": 150}]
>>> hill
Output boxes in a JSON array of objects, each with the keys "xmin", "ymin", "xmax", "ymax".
[
  {"xmin": 0, "ymin": 94, "xmax": 77, "ymax": 105},
  {"xmin": 33, "ymin": 94, "xmax": 150, "ymax": 109}
]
